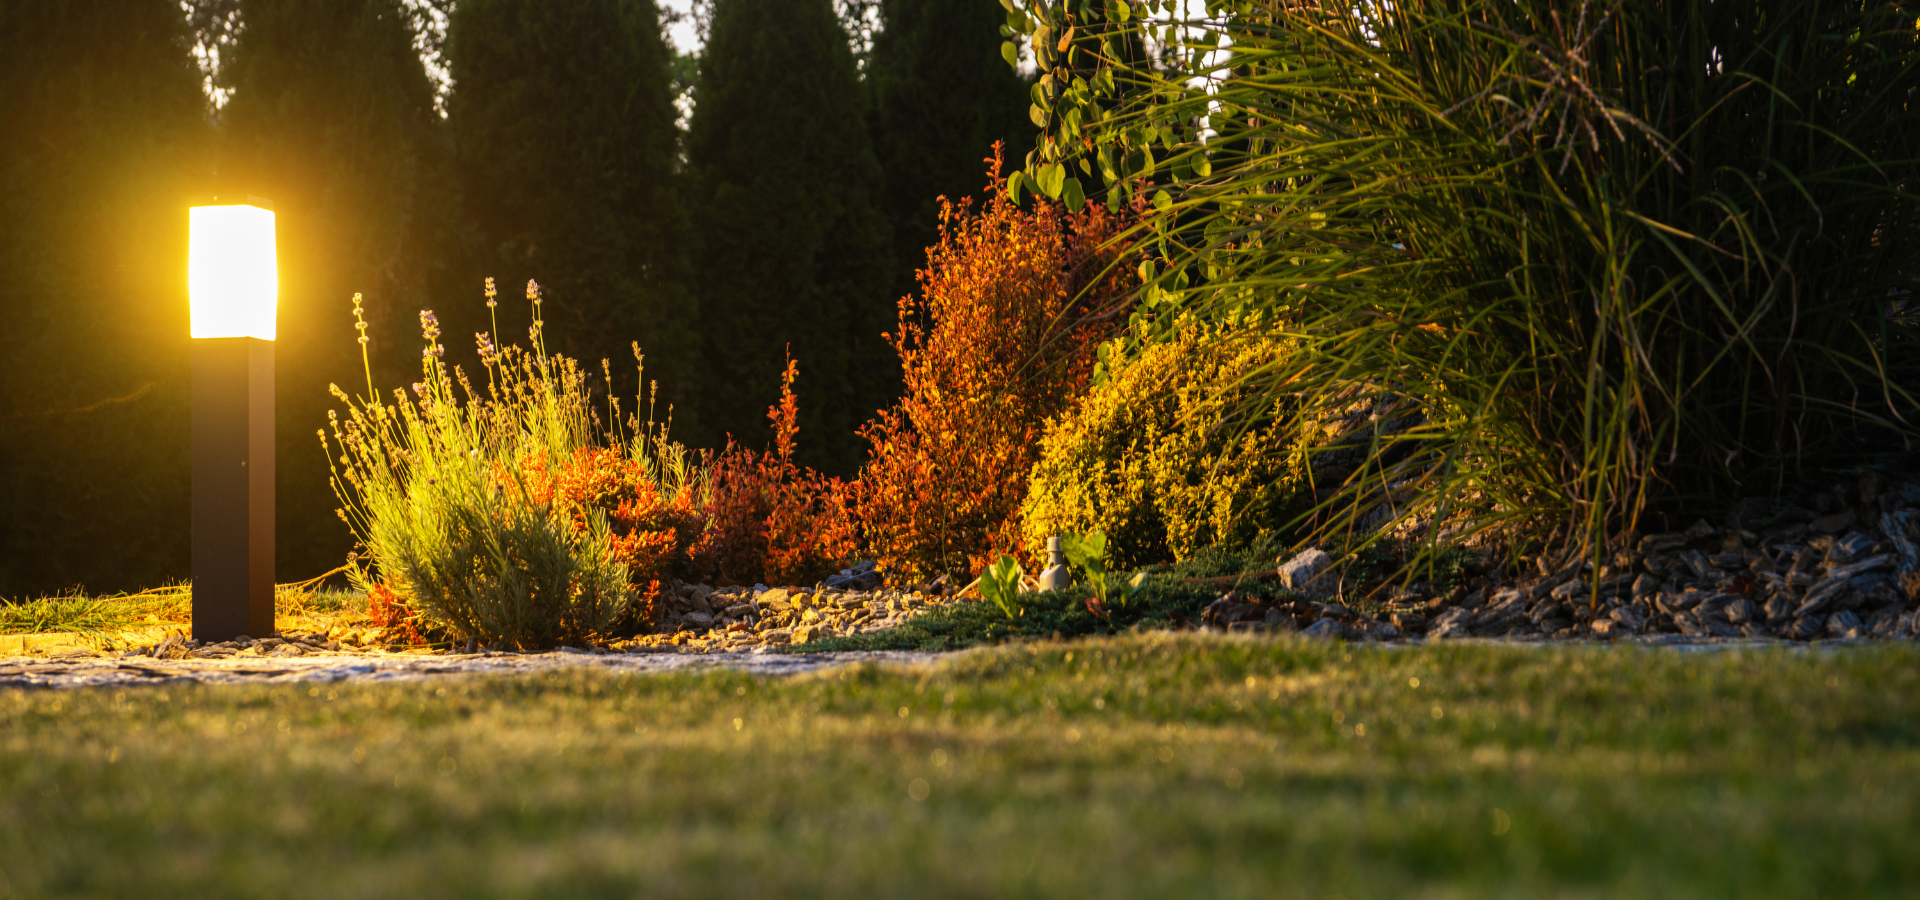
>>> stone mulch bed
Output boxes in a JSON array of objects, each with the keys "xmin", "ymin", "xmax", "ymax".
[
  {"xmin": 1205, "ymin": 475, "xmax": 1920, "ymax": 644},
  {"xmin": 619, "ymin": 582, "xmax": 957, "ymax": 653}
]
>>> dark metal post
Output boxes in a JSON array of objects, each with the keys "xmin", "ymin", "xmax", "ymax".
[{"xmin": 192, "ymin": 337, "xmax": 274, "ymax": 640}]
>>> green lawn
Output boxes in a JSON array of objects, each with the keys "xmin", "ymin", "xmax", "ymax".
[{"xmin": 3, "ymin": 634, "xmax": 1916, "ymax": 899}]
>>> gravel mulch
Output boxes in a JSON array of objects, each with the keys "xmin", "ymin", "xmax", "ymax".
[
  {"xmin": 620, "ymin": 579, "xmax": 960, "ymax": 652},
  {"xmin": 1208, "ymin": 474, "xmax": 1920, "ymax": 644}
]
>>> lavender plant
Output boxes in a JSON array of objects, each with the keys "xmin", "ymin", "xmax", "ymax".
[{"xmin": 323, "ymin": 280, "xmax": 697, "ymax": 649}]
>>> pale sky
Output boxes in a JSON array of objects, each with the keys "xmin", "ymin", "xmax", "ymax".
[{"xmin": 660, "ymin": 0, "xmax": 703, "ymax": 56}]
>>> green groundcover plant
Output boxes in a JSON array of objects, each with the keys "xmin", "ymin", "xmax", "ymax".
[
  {"xmin": 1008, "ymin": 0, "xmax": 1920, "ymax": 560},
  {"xmin": 802, "ymin": 536, "xmax": 1286, "ymax": 651}
]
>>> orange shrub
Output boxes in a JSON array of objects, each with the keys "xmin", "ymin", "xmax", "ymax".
[
  {"xmin": 854, "ymin": 146, "xmax": 1143, "ymax": 585},
  {"xmin": 366, "ymin": 583, "xmax": 427, "ymax": 647},
  {"xmin": 691, "ymin": 353, "xmax": 857, "ymax": 587},
  {"xmin": 509, "ymin": 446, "xmax": 706, "ymax": 626}
]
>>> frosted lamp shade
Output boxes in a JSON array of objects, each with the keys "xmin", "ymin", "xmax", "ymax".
[{"xmin": 189, "ymin": 204, "xmax": 277, "ymax": 340}]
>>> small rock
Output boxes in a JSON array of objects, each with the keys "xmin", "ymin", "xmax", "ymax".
[
  {"xmin": 1300, "ymin": 618, "xmax": 1344, "ymax": 640},
  {"xmin": 1866, "ymin": 605, "xmax": 1903, "ymax": 638},
  {"xmin": 1724, "ymin": 597, "xmax": 1759, "ymax": 625},
  {"xmin": 1852, "ymin": 573, "xmax": 1900, "ymax": 607},
  {"xmin": 1880, "ymin": 514, "xmax": 1920, "ymax": 568},
  {"xmin": 1548, "ymin": 579, "xmax": 1588, "ymax": 602},
  {"xmin": 1794, "ymin": 574, "xmax": 1854, "ymax": 617},
  {"xmin": 1826, "ymin": 609, "xmax": 1867, "ymax": 639},
  {"xmin": 1428, "ymin": 607, "xmax": 1472, "ymax": 639},
  {"xmin": 1837, "ymin": 550, "xmax": 1901, "ymax": 579},
  {"xmin": 1277, "ymin": 549, "xmax": 1338, "ymax": 598},
  {"xmin": 1609, "ymin": 603, "xmax": 1648, "ymax": 633},
  {"xmin": 1640, "ymin": 533, "xmax": 1687, "ymax": 555},
  {"xmin": 1781, "ymin": 615, "xmax": 1826, "ymax": 641},
  {"xmin": 1677, "ymin": 549, "xmax": 1715, "ymax": 582},
  {"xmin": 1473, "ymin": 600, "xmax": 1527, "ymax": 635},
  {"xmin": 1709, "ymin": 550, "xmax": 1747, "ymax": 570},
  {"xmin": 1830, "ymin": 533, "xmax": 1877, "ymax": 564},
  {"xmin": 824, "ymin": 561, "xmax": 883, "ymax": 590},
  {"xmin": 1202, "ymin": 595, "xmax": 1272, "ymax": 628},
  {"xmin": 683, "ymin": 611, "xmax": 716, "ymax": 629},
  {"xmin": 1762, "ymin": 592, "xmax": 1795, "ymax": 623}
]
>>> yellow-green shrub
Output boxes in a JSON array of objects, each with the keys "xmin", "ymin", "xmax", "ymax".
[{"xmin": 1021, "ymin": 327, "xmax": 1311, "ymax": 569}]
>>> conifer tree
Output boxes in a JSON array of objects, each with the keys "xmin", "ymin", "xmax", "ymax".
[
  {"xmin": 0, "ymin": 0, "xmax": 210, "ymax": 595},
  {"xmin": 687, "ymin": 0, "xmax": 894, "ymax": 475},
  {"xmin": 867, "ymin": 0, "xmax": 1035, "ymax": 305},
  {"xmin": 218, "ymin": 0, "xmax": 455, "ymax": 579},
  {"xmin": 446, "ymin": 0, "xmax": 697, "ymax": 435}
]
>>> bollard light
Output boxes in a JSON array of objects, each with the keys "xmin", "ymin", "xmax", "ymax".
[{"xmin": 188, "ymin": 196, "xmax": 277, "ymax": 642}]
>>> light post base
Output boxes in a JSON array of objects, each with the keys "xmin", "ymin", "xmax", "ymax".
[{"xmin": 191, "ymin": 337, "xmax": 274, "ymax": 641}]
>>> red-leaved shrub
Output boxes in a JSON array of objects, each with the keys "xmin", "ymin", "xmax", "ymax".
[
  {"xmin": 366, "ymin": 583, "xmax": 428, "ymax": 647},
  {"xmin": 854, "ymin": 146, "xmax": 1143, "ymax": 584},
  {"xmin": 512, "ymin": 446, "xmax": 706, "ymax": 626},
  {"xmin": 691, "ymin": 353, "xmax": 857, "ymax": 587}
]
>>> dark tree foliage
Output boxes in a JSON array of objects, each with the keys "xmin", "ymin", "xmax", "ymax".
[
  {"xmin": 446, "ymin": 0, "xmax": 697, "ymax": 436},
  {"xmin": 867, "ymin": 0, "xmax": 1035, "ymax": 308},
  {"xmin": 687, "ymin": 0, "xmax": 894, "ymax": 475},
  {"xmin": 0, "ymin": 0, "xmax": 211, "ymax": 596},
  {"xmin": 219, "ymin": 0, "xmax": 456, "ymax": 580}
]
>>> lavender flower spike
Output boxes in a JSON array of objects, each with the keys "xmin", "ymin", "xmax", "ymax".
[
  {"xmin": 419, "ymin": 309, "xmax": 442, "ymax": 341},
  {"xmin": 484, "ymin": 276, "xmax": 498, "ymax": 309}
]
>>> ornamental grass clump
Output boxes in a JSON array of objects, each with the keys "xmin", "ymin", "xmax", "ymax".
[
  {"xmin": 1011, "ymin": 0, "xmax": 1920, "ymax": 560},
  {"xmin": 324, "ymin": 280, "xmax": 705, "ymax": 649}
]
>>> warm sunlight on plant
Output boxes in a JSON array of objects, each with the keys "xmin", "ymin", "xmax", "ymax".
[
  {"xmin": 323, "ymin": 279, "xmax": 703, "ymax": 649},
  {"xmin": 855, "ymin": 145, "xmax": 1143, "ymax": 585}
]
